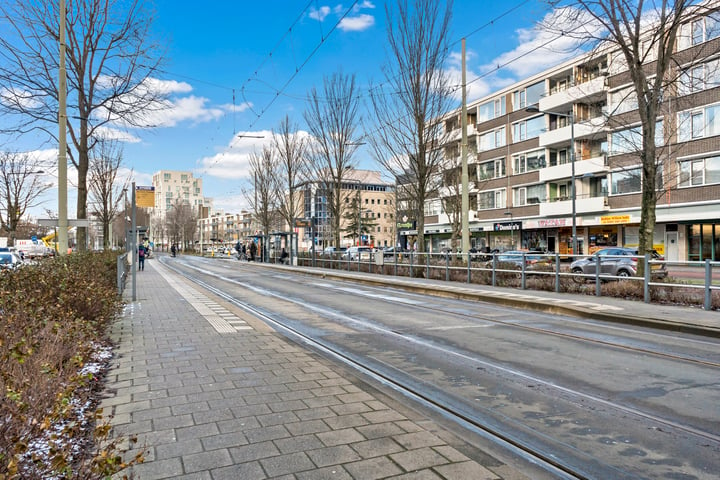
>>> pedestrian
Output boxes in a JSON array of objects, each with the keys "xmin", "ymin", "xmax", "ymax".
[
  {"xmin": 138, "ymin": 244, "xmax": 146, "ymax": 271},
  {"xmin": 280, "ymin": 248, "xmax": 289, "ymax": 265},
  {"xmin": 171, "ymin": 244, "xmax": 176, "ymax": 257},
  {"xmin": 249, "ymin": 241, "xmax": 257, "ymax": 262}
]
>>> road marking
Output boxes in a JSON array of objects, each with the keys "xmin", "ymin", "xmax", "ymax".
[{"xmin": 155, "ymin": 263, "xmax": 251, "ymax": 334}]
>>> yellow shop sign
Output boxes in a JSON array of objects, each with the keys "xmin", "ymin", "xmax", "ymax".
[{"xmin": 600, "ymin": 215, "xmax": 631, "ymax": 225}]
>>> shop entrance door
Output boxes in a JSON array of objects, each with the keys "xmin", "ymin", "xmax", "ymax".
[{"xmin": 665, "ymin": 232, "xmax": 679, "ymax": 261}]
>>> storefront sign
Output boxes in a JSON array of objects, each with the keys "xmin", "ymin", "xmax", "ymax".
[
  {"xmin": 493, "ymin": 221, "xmax": 521, "ymax": 232},
  {"xmin": 600, "ymin": 215, "xmax": 631, "ymax": 225},
  {"xmin": 538, "ymin": 218, "xmax": 568, "ymax": 227}
]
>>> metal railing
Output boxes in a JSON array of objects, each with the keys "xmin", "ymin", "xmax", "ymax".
[
  {"xmin": 117, "ymin": 253, "xmax": 129, "ymax": 295},
  {"xmin": 296, "ymin": 250, "xmax": 720, "ymax": 310}
]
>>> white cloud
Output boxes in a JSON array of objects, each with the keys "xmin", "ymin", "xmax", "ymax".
[
  {"xmin": 219, "ymin": 101, "xmax": 253, "ymax": 113},
  {"xmin": 339, "ymin": 14, "xmax": 375, "ymax": 32},
  {"xmin": 0, "ymin": 86, "xmax": 43, "ymax": 110},
  {"xmin": 310, "ymin": 3, "xmax": 375, "ymax": 32},
  {"xmin": 94, "ymin": 126, "xmax": 142, "ymax": 143},
  {"xmin": 196, "ymin": 131, "xmax": 272, "ymax": 181},
  {"xmin": 309, "ymin": 6, "xmax": 330, "ymax": 21}
]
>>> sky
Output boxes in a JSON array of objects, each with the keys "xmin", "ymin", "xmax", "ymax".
[{"xmin": 4, "ymin": 0, "xmax": 593, "ymax": 220}]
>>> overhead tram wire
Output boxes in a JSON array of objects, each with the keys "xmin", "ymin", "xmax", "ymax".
[
  {"xmin": 242, "ymin": 0, "xmax": 361, "ymax": 131},
  {"xmin": 196, "ymin": 1, "xmax": 362, "ymax": 179}
]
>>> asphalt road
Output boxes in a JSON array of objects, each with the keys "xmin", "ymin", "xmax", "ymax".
[{"xmin": 166, "ymin": 255, "xmax": 720, "ymax": 480}]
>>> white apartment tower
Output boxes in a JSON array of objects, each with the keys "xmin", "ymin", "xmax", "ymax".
[{"xmin": 151, "ymin": 170, "xmax": 204, "ymax": 218}]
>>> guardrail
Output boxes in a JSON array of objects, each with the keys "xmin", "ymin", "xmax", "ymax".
[
  {"xmin": 297, "ymin": 251, "xmax": 720, "ymax": 310},
  {"xmin": 117, "ymin": 253, "xmax": 129, "ymax": 295}
]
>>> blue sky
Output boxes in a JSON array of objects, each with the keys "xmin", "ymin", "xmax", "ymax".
[{"xmin": 14, "ymin": 0, "xmax": 591, "ymax": 218}]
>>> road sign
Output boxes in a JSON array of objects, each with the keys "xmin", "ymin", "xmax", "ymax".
[
  {"xmin": 135, "ymin": 186, "xmax": 155, "ymax": 208},
  {"xmin": 38, "ymin": 218, "xmax": 91, "ymax": 227}
]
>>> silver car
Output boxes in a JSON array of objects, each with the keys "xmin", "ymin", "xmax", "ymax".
[{"xmin": 570, "ymin": 247, "xmax": 667, "ymax": 281}]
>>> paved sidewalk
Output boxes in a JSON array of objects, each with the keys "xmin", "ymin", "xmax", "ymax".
[{"xmin": 102, "ymin": 260, "xmax": 520, "ymax": 479}]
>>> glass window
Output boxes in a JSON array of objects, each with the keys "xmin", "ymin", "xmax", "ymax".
[
  {"xmin": 611, "ymin": 168, "xmax": 642, "ymax": 194},
  {"xmin": 478, "ymin": 189, "xmax": 506, "ymax": 210},
  {"xmin": 514, "ymin": 184, "xmax": 545, "ymax": 205},
  {"xmin": 679, "ymin": 156, "xmax": 720, "ymax": 186},
  {"xmin": 478, "ymin": 126, "xmax": 506, "ymax": 151},
  {"xmin": 478, "ymin": 98, "xmax": 505, "ymax": 122},
  {"xmin": 610, "ymin": 127, "xmax": 641, "ymax": 154},
  {"xmin": 679, "ymin": 104, "xmax": 720, "ymax": 141}
]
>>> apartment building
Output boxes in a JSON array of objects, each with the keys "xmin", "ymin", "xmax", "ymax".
[
  {"xmin": 151, "ymin": 170, "xmax": 205, "ymax": 219},
  {"xmin": 423, "ymin": 5, "xmax": 720, "ymax": 262},
  {"xmin": 295, "ymin": 169, "xmax": 396, "ymax": 251}
]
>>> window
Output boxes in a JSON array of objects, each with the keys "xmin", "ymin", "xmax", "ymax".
[
  {"xmin": 679, "ymin": 59, "xmax": 720, "ymax": 95},
  {"xmin": 678, "ymin": 104, "xmax": 720, "ymax": 141},
  {"xmin": 478, "ymin": 126, "xmax": 506, "ymax": 151},
  {"xmin": 609, "ymin": 86, "xmax": 639, "ymax": 115},
  {"xmin": 514, "ymin": 184, "xmax": 545, "ymax": 206},
  {"xmin": 609, "ymin": 120, "xmax": 664, "ymax": 154},
  {"xmin": 424, "ymin": 199, "xmax": 441, "ymax": 216},
  {"xmin": 478, "ymin": 158, "xmax": 506, "ymax": 180},
  {"xmin": 181, "ymin": 174, "xmax": 188, "ymax": 182},
  {"xmin": 678, "ymin": 12, "xmax": 720, "ymax": 49},
  {"xmin": 478, "ymin": 98, "xmax": 506, "ymax": 122},
  {"xmin": 478, "ymin": 189, "xmax": 506, "ymax": 210},
  {"xmin": 512, "ymin": 116, "xmax": 544, "ymax": 142},
  {"xmin": 611, "ymin": 168, "xmax": 642, "ymax": 195},
  {"xmin": 513, "ymin": 81, "xmax": 544, "ymax": 111},
  {"xmin": 513, "ymin": 149, "xmax": 546, "ymax": 174},
  {"xmin": 164, "ymin": 173, "xmax": 171, "ymax": 181},
  {"xmin": 679, "ymin": 156, "xmax": 720, "ymax": 187}
]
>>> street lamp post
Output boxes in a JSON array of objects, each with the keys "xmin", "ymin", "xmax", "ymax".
[
  {"xmin": 504, "ymin": 211, "xmax": 514, "ymax": 249},
  {"xmin": 526, "ymin": 104, "xmax": 577, "ymax": 256}
]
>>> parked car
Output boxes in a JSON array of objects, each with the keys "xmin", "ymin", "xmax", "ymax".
[
  {"xmin": 0, "ymin": 251, "xmax": 23, "ymax": 270},
  {"xmin": 342, "ymin": 246, "xmax": 373, "ymax": 261},
  {"xmin": 485, "ymin": 250, "xmax": 553, "ymax": 270},
  {"xmin": 382, "ymin": 246, "xmax": 404, "ymax": 258},
  {"xmin": 322, "ymin": 246, "xmax": 346, "ymax": 257},
  {"xmin": 570, "ymin": 247, "xmax": 668, "ymax": 281}
]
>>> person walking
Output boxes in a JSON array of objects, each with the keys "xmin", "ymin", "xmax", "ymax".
[
  {"xmin": 171, "ymin": 244, "xmax": 176, "ymax": 257},
  {"xmin": 249, "ymin": 241, "xmax": 257, "ymax": 262},
  {"xmin": 138, "ymin": 244, "xmax": 146, "ymax": 271}
]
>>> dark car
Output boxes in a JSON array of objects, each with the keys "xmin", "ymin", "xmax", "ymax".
[{"xmin": 570, "ymin": 247, "xmax": 667, "ymax": 281}]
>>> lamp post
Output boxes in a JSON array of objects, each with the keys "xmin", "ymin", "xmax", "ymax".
[
  {"xmin": 526, "ymin": 104, "xmax": 577, "ymax": 256},
  {"xmin": 504, "ymin": 211, "xmax": 514, "ymax": 249}
]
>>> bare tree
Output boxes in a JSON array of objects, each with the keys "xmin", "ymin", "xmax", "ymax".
[
  {"xmin": 549, "ymin": 0, "xmax": 712, "ymax": 268},
  {"xmin": 88, "ymin": 137, "xmax": 130, "ymax": 249},
  {"xmin": 0, "ymin": 151, "xmax": 51, "ymax": 246},
  {"xmin": 304, "ymin": 72, "xmax": 362, "ymax": 249},
  {"xmin": 246, "ymin": 146, "xmax": 280, "ymax": 239},
  {"xmin": 0, "ymin": 0, "xmax": 166, "ymax": 251},
  {"xmin": 165, "ymin": 198, "xmax": 194, "ymax": 250},
  {"xmin": 367, "ymin": 0, "xmax": 454, "ymax": 253},
  {"xmin": 272, "ymin": 115, "xmax": 308, "ymax": 232}
]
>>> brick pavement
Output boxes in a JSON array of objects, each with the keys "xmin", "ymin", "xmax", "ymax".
[{"xmin": 102, "ymin": 259, "xmax": 518, "ymax": 480}]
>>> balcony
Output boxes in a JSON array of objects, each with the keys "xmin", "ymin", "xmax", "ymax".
[
  {"xmin": 445, "ymin": 123, "xmax": 477, "ymax": 143},
  {"xmin": 540, "ymin": 154, "xmax": 608, "ymax": 182},
  {"xmin": 539, "ymin": 76, "xmax": 606, "ymax": 112},
  {"xmin": 538, "ymin": 116, "xmax": 605, "ymax": 148},
  {"xmin": 539, "ymin": 195, "xmax": 609, "ymax": 217}
]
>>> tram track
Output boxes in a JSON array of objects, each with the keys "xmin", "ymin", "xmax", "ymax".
[{"xmin": 161, "ymin": 257, "xmax": 720, "ymax": 479}]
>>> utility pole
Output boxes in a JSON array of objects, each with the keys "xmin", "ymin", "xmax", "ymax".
[
  {"xmin": 57, "ymin": 0, "xmax": 68, "ymax": 255},
  {"xmin": 460, "ymin": 38, "xmax": 470, "ymax": 256}
]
